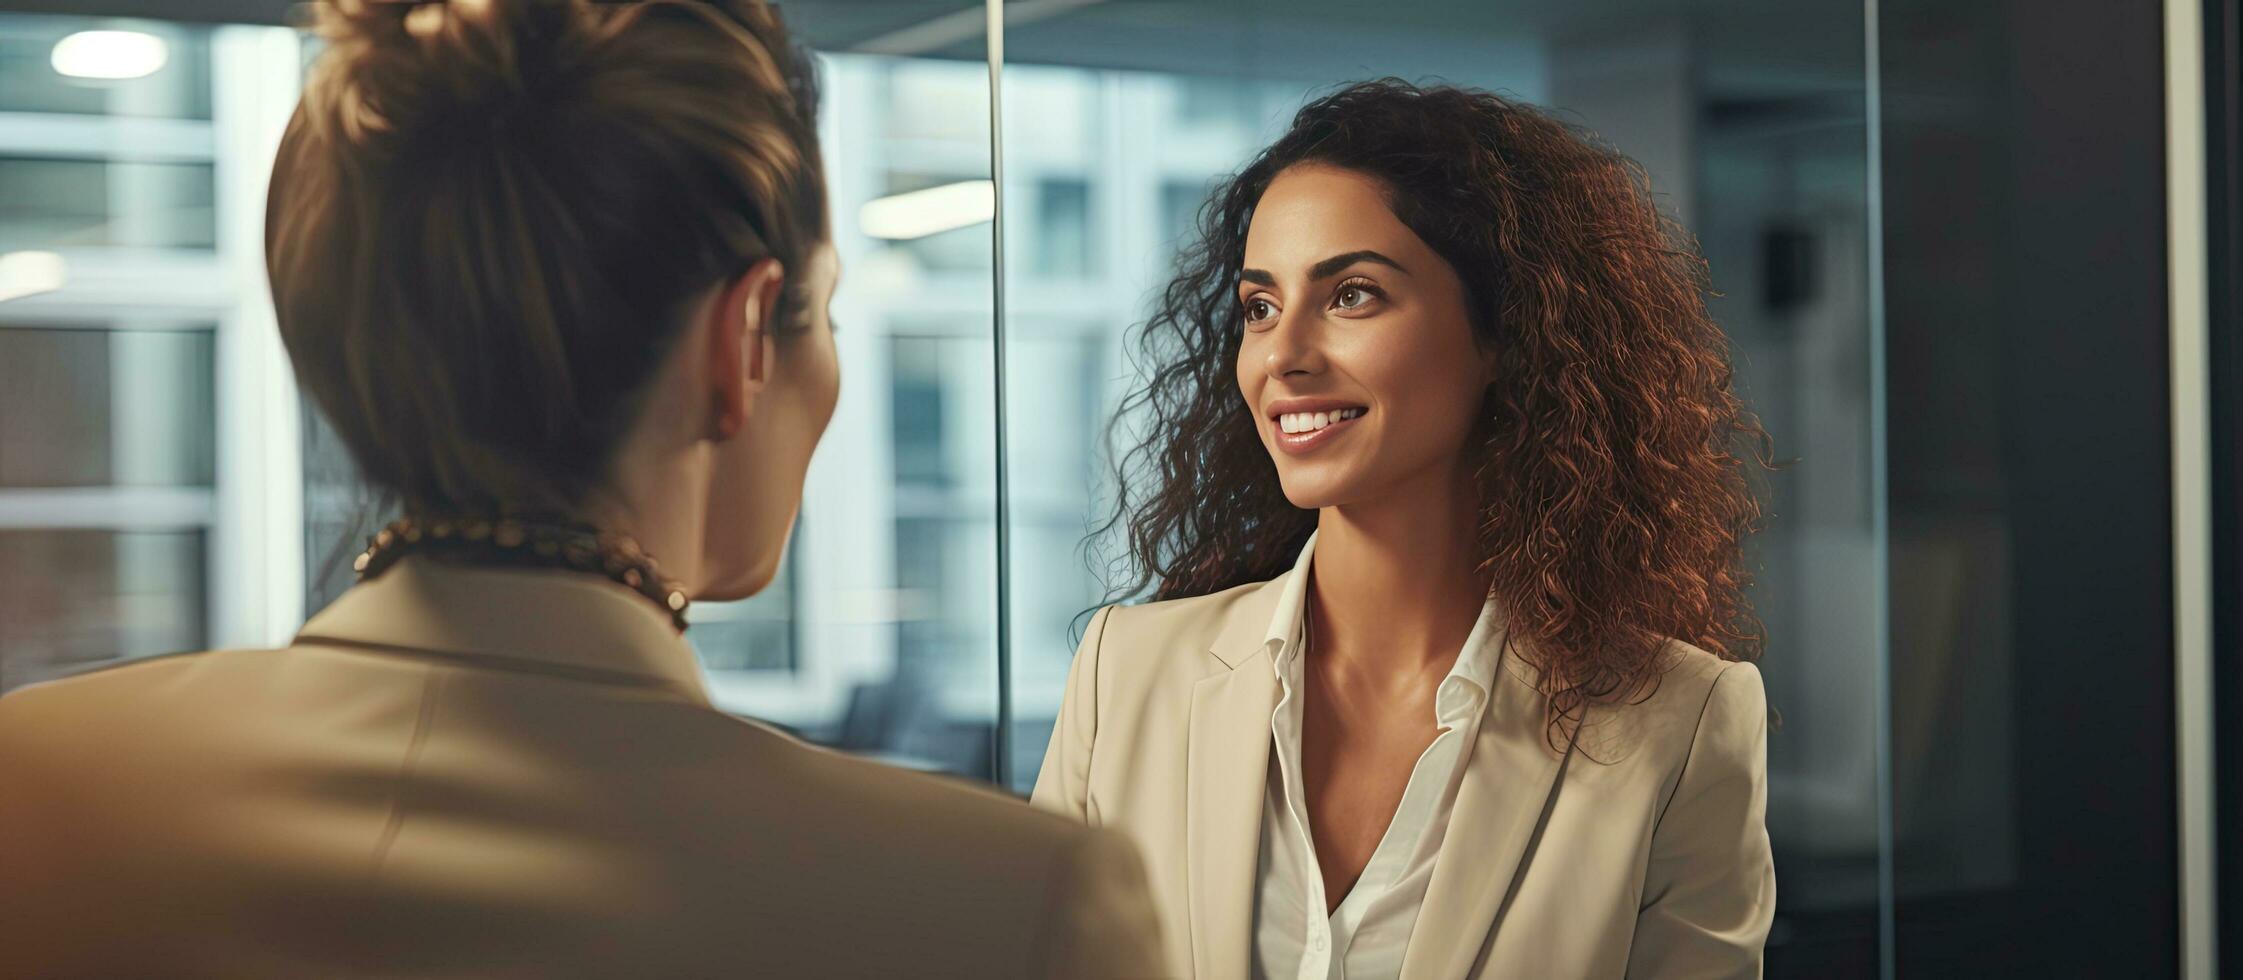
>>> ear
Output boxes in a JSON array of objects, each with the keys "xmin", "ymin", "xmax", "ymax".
[
  {"xmin": 1476, "ymin": 333, "xmax": 1502, "ymax": 385},
  {"xmin": 707, "ymin": 257, "xmax": 786, "ymax": 442}
]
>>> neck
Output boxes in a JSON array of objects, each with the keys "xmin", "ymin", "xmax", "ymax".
[
  {"xmin": 591, "ymin": 438, "xmax": 712, "ymax": 592},
  {"xmin": 1308, "ymin": 460, "xmax": 1490, "ymax": 676}
]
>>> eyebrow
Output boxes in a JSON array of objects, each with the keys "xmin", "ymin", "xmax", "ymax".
[{"xmin": 1238, "ymin": 249, "xmax": 1409, "ymax": 289}]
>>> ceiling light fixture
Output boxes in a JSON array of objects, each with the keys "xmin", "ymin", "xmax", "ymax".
[
  {"xmin": 0, "ymin": 251, "xmax": 68, "ymax": 304},
  {"xmin": 51, "ymin": 30, "xmax": 169, "ymax": 81},
  {"xmin": 859, "ymin": 180, "xmax": 996, "ymax": 241}
]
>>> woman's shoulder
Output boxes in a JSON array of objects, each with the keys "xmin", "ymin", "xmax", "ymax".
[
  {"xmin": 1652, "ymin": 640, "xmax": 1765, "ymax": 709},
  {"xmin": 1087, "ymin": 574, "xmax": 1287, "ymax": 674},
  {"xmin": 0, "ymin": 648, "xmax": 229, "ymax": 724},
  {"xmin": 1636, "ymin": 642, "xmax": 1767, "ymax": 741},
  {"xmin": 1561, "ymin": 639, "xmax": 1768, "ymax": 765}
]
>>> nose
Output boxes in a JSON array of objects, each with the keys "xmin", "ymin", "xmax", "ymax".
[{"xmin": 1263, "ymin": 308, "xmax": 1325, "ymax": 380}]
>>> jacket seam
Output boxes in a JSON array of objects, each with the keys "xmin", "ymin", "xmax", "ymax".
[
  {"xmin": 1647, "ymin": 662, "xmax": 1736, "ymax": 838},
  {"xmin": 366, "ymin": 664, "xmax": 446, "ymax": 886},
  {"xmin": 293, "ymin": 634, "xmax": 693, "ymax": 695},
  {"xmin": 1082, "ymin": 605, "xmax": 1118, "ymax": 815}
]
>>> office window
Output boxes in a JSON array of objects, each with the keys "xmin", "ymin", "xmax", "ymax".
[
  {"xmin": 0, "ymin": 326, "xmax": 214, "ymax": 488},
  {"xmin": 0, "ymin": 15, "xmax": 301, "ymax": 693},
  {"xmin": 1030, "ymin": 178, "xmax": 1092, "ymax": 278},
  {"xmin": 0, "ymin": 17, "xmax": 212, "ymax": 118},
  {"xmin": 0, "ymin": 529, "xmax": 205, "ymax": 689},
  {"xmin": 0, "ymin": 158, "xmax": 216, "ymax": 251}
]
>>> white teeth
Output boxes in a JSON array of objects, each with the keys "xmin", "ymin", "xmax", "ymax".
[{"xmin": 1276, "ymin": 408, "xmax": 1363, "ymax": 434}]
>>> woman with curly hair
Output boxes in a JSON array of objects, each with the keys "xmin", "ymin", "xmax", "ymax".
[{"xmin": 1032, "ymin": 79, "xmax": 1775, "ymax": 979}]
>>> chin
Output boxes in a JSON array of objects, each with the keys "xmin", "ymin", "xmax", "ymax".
[
  {"xmin": 696, "ymin": 499, "xmax": 803, "ymax": 603},
  {"xmin": 695, "ymin": 549, "xmax": 782, "ymax": 603},
  {"xmin": 1276, "ymin": 476, "xmax": 1352, "ymax": 511}
]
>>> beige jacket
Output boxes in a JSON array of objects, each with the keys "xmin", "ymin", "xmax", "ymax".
[
  {"xmin": 1031, "ymin": 571, "xmax": 1774, "ymax": 980},
  {"xmin": 0, "ymin": 559, "xmax": 1165, "ymax": 979}
]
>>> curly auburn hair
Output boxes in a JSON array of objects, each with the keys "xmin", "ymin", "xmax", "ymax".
[{"xmin": 1098, "ymin": 79, "xmax": 1770, "ymax": 736}]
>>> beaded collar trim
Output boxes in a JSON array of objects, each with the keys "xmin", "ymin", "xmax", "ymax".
[{"xmin": 352, "ymin": 516, "xmax": 691, "ymax": 633}]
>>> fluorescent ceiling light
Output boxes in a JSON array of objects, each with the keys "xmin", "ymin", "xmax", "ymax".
[
  {"xmin": 859, "ymin": 180, "xmax": 995, "ymax": 241},
  {"xmin": 0, "ymin": 251, "xmax": 67, "ymax": 304},
  {"xmin": 51, "ymin": 30, "xmax": 169, "ymax": 81}
]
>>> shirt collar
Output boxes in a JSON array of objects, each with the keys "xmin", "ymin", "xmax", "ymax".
[
  {"xmin": 295, "ymin": 556, "xmax": 711, "ymax": 701},
  {"xmin": 1263, "ymin": 530, "xmax": 1508, "ymax": 727},
  {"xmin": 1261, "ymin": 530, "xmax": 1323, "ymax": 656}
]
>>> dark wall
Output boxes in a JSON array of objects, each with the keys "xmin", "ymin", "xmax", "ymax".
[
  {"xmin": 1882, "ymin": 0, "xmax": 2177, "ymax": 975},
  {"xmin": 2204, "ymin": 0, "xmax": 2243, "ymax": 970}
]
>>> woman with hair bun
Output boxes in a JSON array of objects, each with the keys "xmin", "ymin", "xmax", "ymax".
[
  {"xmin": 1034, "ymin": 79, "xmax": 1776, "ymax": 979},
  {"xmin": 0, "ymin": 2, "xmax": 1161, "ymax": 977}
]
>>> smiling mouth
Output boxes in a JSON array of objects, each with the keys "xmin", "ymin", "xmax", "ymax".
[
  {"xmin": 1269, "ymin": 406, "xmax": 1367, "ymax": 454},
  {"xmin": 1275, "ymin": 407, "xmax": 1365, "ymax": 434}
]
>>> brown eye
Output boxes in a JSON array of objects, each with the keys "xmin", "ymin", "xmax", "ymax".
[
  {"xmin": 1335, "ymin": 285, "xmax": 1372, "ymax": 309},
  {"xmin": 1244, "ymin": 298, "xmax": 1277, "ymax": 325}
]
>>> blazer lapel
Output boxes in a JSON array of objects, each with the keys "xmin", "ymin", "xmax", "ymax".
[
  {"xmin": 1185, "ymin": 576, "xmax": 1287, "ymax": 979},
  {"xmin": 1398, "ymin": 646, "xmax": 1577, "ymax": 980}
]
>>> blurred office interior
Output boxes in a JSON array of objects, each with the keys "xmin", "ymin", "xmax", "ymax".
[{"xmin": 0, "ymin": 0, "xmax": 2231, "ymax": 975}]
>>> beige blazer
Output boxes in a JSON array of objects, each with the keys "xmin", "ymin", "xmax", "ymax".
[
  {"xmin": 1032, "ymin": 572, "xmax": 1774, "ymax": 980},
  {"xmin": 0, "ymin": 559, "xmax": 1165, "ymax": 979}
]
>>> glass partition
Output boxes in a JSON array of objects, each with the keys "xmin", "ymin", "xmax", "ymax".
[{"xmin": 1880, "ymin": 1, "xmax": 2179, "ymax": 973}]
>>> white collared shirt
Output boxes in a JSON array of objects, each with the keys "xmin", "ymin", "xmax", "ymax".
[{"xmin": 1251, "ymin": 533, "xmax": 1505, "ymax": 980}]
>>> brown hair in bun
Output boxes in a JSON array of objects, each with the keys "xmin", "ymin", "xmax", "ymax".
[{"xmin": 267, "ymin": 0, "xmax": 826, "ymax": 517}]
